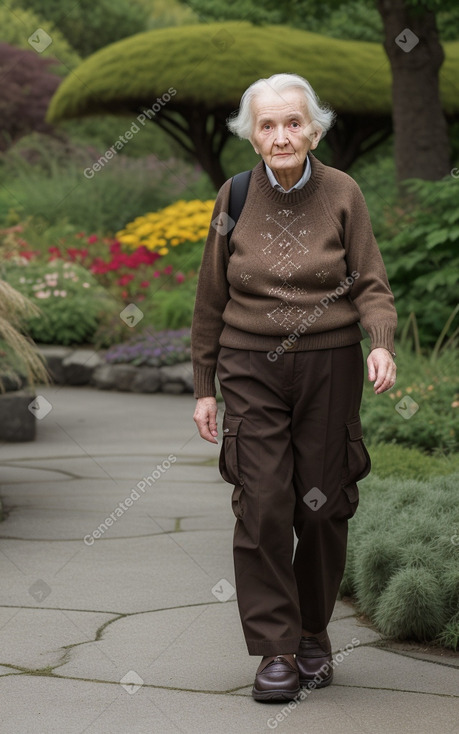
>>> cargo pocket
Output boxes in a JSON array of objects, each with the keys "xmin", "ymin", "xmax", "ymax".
[
  {"xmin": 341, "ymin": 415, "xmax": 371, "ymax": 518},
  {"xmin": 218, "ymin": 414, "xmax": 245, "ymax": 519},
  {"xmin": 219, "ymin": 414, "xmax": 244, "ymax": 486}
]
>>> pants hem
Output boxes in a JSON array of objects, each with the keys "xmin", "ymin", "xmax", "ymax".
[{"xmin": 246, "ymin": 637, "xmax": 301, "ymax": 656}]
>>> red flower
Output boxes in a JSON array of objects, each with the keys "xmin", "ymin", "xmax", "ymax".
[
  {"xmin": 121, "ymin": 289, "xmax": 128, "ymax": 299},
  {"xmin": 117, "ymin": 274, "xmax": 134, "ymax": 286},
  {"xmin": 87, "ymin": 234, "xmax": 98, "ymax": 244},
  {"xmin": 175, "ymin": 272, "xmax": 185, "ymax": 284},
  {"xmin": 163, "ymin": 265, "xmax": 173, "ymax": 275},
  {"xmin": 140, "ymin": 280, "xmax": 149, "ymax": 288}
]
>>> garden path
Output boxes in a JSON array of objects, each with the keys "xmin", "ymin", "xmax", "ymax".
[{"xmin": 0, "ymin": 388, "xmax": 458, "ymax": 733}]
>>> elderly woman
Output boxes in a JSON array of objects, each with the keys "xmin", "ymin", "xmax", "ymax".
[{"xmin": 191, "ymin": 73, "xmax": 397, "ymax": 702}]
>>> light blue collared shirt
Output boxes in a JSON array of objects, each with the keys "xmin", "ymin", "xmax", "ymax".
[{"xmin": 265, "ymin": 155, "xmax": 311, "ymax": 193}]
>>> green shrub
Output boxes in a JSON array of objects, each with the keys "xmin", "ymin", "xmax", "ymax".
[
  {"xmin": 3, "ymin": 260, "xmax": 118, "ymax": 345},
  {"xmin": 349, "ymin": 145, "xmax": 397, "ymax": 240},
  {"xmin": 367, "ymin": 443, "xmax": 459, "ymax": 480},
  {"xmin": 0, "ymin": 144, "xmax": 204, "ymax": 233},
  {"xmin": 17, "ymin": 0, "xmax": 149, "ymax": 58},
  {"xmin": 379, "ymin": 177, "xmax": 459, "ymax": 347},
  {"xmin": 342, "ymin": 473, "xmax": 459, "ymax": 649},
  {"xmin": 0, "ymin": 4, "xmax": 81, "ymax": 72},
  {"xmin": 360, "ymin": 343, "xmax": 458, "ymax": 455},
  {"xmin": 144, "ymin": 280, "xmax": 197, "ymax": 331}
]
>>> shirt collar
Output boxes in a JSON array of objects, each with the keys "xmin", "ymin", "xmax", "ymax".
[{"xmin": 265, "ymin": 155, "xmax": 311, "ymax": 193}]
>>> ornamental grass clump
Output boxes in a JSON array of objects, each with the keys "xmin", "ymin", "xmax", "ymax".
[
  {"xmin": 0, "ymin": 279, "xmax": 49, "ymax": 390},
  {"xmin": 341, "ymin": 473, "xmax": 459, "ymax": 650}
]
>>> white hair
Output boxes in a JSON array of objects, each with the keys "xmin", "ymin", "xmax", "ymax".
[{"xmin": 227, "ymin": 73, "xmax": 336, "ymax": 141}]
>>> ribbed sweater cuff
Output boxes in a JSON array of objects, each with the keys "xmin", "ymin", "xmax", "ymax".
[
  {"xmin": 367, "ymin": 325, "xmax": 396, "ymax": 355},
  {"xmin": 193, "ymin": 366, "xmax": 216, "ymax": 399}
]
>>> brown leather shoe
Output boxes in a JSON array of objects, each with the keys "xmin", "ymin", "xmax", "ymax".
[
  {"xmin": 296, "ymin": 630, "xmax": 333, "ymax": 689},
  {"xmin": 252, "ymin": 655, "xmax": 301, "ymax": 702}
]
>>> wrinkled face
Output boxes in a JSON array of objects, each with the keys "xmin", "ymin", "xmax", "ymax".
[{"xmin": 250, "ymin": 87, "xmax": 321, "ymax": 177}]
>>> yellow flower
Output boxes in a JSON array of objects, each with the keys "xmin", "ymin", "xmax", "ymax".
[{"xmin": 116, "ymin": 200, "xmax": 215, "ymax": 252}]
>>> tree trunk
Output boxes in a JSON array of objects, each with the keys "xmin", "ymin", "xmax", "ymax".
[
  {"xmin": 187, "ymin": 106, "xmax": 229, "ymax": 189},
  {"xmin": 377, "ymin": 0, "xmax": 450, "ymax": 183},
  {"xmin": 327, "ymin": 114, "xmax": 392, "ymax": 170}
]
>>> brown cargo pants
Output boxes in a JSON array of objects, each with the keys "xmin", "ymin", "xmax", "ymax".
[{"xmin": 216, "ymin": 343, "xmax": 371, "ymax": 656}]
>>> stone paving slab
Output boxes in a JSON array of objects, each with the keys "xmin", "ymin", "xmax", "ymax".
[
  {"xmin": 375, "ymin": 640, "xmax": 459, "ymax": 668},
  {"xmin": 0, "ymin": 466, "xmax": 74, "ymax": 484},
  {"xmin": 0, "ymin": 508, "xmax": 233, "ymax": 540},
  {"xmin": 0, "ymin": 532, "xmax": 235, "ymax": 613},
  {"xmin": 2, "ymin": 456, "xmax": 221, "ymax": 482},
  {"xmin": 341, "ymin": 644, "xmax": 459, "ymax": 697},
  {"xmin": 56, "ymin": 602, "xmax": 251, "ymax": 690},
  {"xmin": 1, "ymin": 389, "xmax": 206, "ymax": 460},
  {"xmin": 55, "ymin": 602, "xmax": 385, "ymax": 693},
  {"xmin": 0, "ymin": 676, "xmax": 457, "ymax": 734},
  {"xmin": 0, "ymin": 608, "xmax": 115, "ymax": 671}
]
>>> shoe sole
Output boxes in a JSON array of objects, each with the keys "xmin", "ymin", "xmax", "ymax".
[{"xmin": 252, "ymin": 687, "xmax": 301, "ymax": 702}]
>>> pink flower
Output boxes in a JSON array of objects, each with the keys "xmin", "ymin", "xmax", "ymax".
[
  {"xmin": 175, "ymin": 272, "xmax": 185, "ymax": 284},
  {"xmin": 36, "ymin": 290, "xmax": 51, "ymax": 299},
  {"xmin": 87, "ymin": 234, "xmax": 98, "ymax": 244}
]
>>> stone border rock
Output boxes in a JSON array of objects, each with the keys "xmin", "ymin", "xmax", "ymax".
[
  {"xmin": 38, "ymin": 346, "xmax": 194, "ymax": 395},
  {"xmin": 0, "ymin": 389, "xmax": 36, "ymax": 442}
]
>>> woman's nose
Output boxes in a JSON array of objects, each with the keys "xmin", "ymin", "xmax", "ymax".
[{"xmin": 274, "ymin": 127, "xmax": 288, "ymax": 145}]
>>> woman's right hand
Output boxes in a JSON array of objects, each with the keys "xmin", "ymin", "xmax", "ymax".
[{"xmin": 193, "ymin": 397, "xmax": 219, "ymax": 443}]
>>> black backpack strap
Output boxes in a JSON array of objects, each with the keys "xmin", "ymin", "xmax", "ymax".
[{"xmin": 227, "ymin": 170, "xmax": 252, "ymax": 254}]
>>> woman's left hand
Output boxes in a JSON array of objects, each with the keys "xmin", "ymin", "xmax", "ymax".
[{"xmin": 367, "ymin": 348, "xmax": 396, "ymax": 394}]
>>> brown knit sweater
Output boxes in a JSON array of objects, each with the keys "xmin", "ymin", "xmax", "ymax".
[{"xmin": 191, "ymin": 154, "xmax": 397, "ymax": 398}]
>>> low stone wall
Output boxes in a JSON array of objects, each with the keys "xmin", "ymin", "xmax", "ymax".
[{"xmin": 38, "ymin": 346, "xmax": 194, "ymax": 395}]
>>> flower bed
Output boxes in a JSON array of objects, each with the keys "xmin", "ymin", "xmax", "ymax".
[
  {"xmin": 116, "ymin": 199, "xmax": 214, "ymax": 254},
  {"xmin": 105, "ymin": 328, "xmax": 191, "ymax": 367}
]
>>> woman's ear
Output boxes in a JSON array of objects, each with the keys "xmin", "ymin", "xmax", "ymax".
[{"xmin": 305, "ymin": 121, "xmax": 322, "ymax": 150}]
